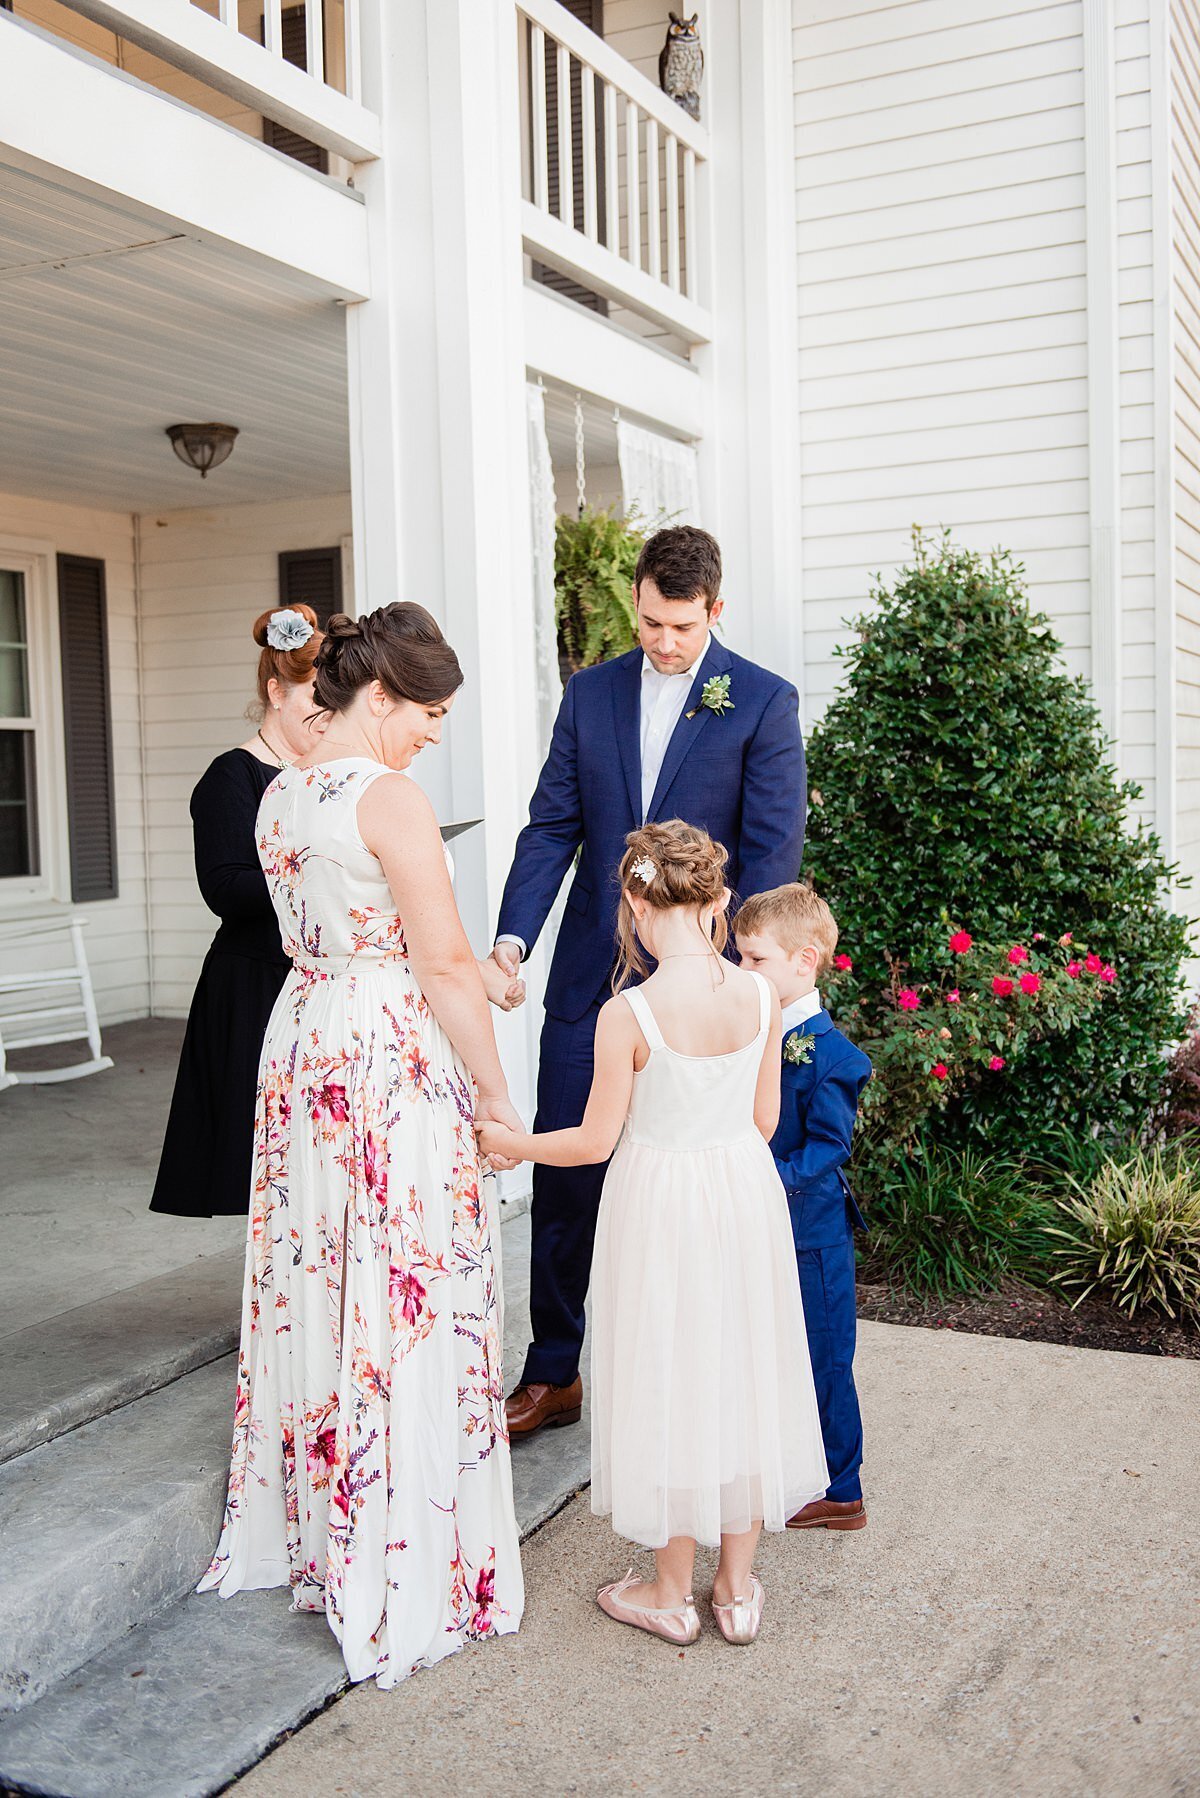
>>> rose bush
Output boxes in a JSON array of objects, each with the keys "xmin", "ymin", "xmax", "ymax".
[{"xmin": 805, "ymin": 531, "xmax": 1194, "ymax": 1163}]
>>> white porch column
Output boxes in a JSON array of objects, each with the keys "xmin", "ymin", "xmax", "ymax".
[
  {"xmin": 696, "ymin": 0, "xmax": 803, "ymax": 704},
  {"xmin": 346, "ymin": 0, "xmax": 540, "ymax": 950}
]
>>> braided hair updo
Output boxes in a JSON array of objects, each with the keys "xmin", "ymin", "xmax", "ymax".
[
  {"xmin": 313, "ymin": 602, "xmax": 464, "ymax": 715},
  {"xmin": 614, "ymin": 819, "xmax": 730, "ymax": 990}
]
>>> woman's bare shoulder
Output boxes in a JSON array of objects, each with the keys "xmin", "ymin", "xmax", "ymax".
[{"xmin": 356, "ymin": 769, "xmax": 437, "ymax": 845}]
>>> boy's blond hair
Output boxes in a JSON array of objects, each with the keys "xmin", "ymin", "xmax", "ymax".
[{"xmin": 736, "ymin": 883, "xmax": 839, "ymax": 975}]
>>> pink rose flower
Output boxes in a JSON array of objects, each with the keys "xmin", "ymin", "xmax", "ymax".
[
  {"xmin": 1033, "ymin": 932, "xmax": 1046, "ymax": 942},
  {"xmin": 1084, "ymin": 953, "xmax": 1103, "ymax": 974},
  {"xmin": 1066, "ymin": 961, "xmax": 1082, "ymax": 978},
  {"xmin": 897, "ymin": 988, "xmax": 921, "ymax": 1011},
  {"xmin": 1100, "ymin": 964, "xmax": 1116, "ymax": 983},
  {"xmin": 1059, "ymin": 933, "xmax": 1074, "ymax": 946},
  {"xmin": 932, "ymin": 1062, "xmax": 949, "ymax": 1080},
  {"xmin": 992, "ymin": 976, "xmax": 1014, "ymax": 997},
  {"xmin": 948, "ymin": 931, "xmax": 973, "ymax": 955},
  {"xmin": 834, "ymin": 953, "xmax": 853, "ymax": 971},
  {"xmin": 1008, "ymin": 944, "xmax": 1029, "ymax": 964},
  {"xmin": 989, "ymin": 1055, "xmax": 1005, "ymax": 1071},
  {"xmin": 1018, "ymin": 971, "xmax": 1041, "ymax": 995},
  {"xmin": 947, "ymin": 988, "xmax": 961, "ymax": 1004}
]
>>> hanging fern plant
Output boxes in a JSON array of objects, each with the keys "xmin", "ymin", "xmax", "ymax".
[{"xmin": 554, "ymin": 506, "xmax": 646, "ymax": 680}]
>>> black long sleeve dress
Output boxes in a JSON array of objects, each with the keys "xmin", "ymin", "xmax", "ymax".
[{"xmin": 150, "ymin": 749, "xmax": 290, "ymax": 1217}]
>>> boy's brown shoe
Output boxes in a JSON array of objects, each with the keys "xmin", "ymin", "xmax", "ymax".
[
  {"xmin": 787, "ymin": 1498, "xmax": 867, "ymax": 1531},
  {"xmin": 505, "ymin": 1377, "xmax": 583, "ymax": 1438}
]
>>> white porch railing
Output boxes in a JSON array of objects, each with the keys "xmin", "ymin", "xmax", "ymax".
[
  {"xmin": 34, "ymin": 0, "xmax": 379, "ymax": 163},
  {"xmin": 517, "ymin": 0, "xmax": 711, "ymax": 346}
]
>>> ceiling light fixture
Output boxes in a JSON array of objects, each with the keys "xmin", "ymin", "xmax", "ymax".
[{"xmin": 165, "ymin": 422, "xmax": 239, "ymax": 478}]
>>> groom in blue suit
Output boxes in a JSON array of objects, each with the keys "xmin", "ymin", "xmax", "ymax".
[{"xmin": 491, "ymin": 526, "xmax": 806, "ymax": 1437}]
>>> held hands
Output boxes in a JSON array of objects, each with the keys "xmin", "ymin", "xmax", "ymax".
[
  {"xmin": 477, "ymin": 1117, "xmax": 526, "ymax": 1167},
  {"xmin": 474, "ymin": 1092, "xmax": 526, "ymax": 1173},
  {"xmin": 478, "ymin": 953, "xmax": 526, "ymax": 1013}
]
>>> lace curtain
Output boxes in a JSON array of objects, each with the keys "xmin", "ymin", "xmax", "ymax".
[
  {"xmin": 526, "ymin": 382, "xmax": 560, "ymax": 753},
  {"xmin": 616, "ymin": 418, "xmax": 700, "ymax": 530}
]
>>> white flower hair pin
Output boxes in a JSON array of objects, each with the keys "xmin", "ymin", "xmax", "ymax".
[
  {"xmin": 266, "ymin": 609, "xmax": 315, "ymax": 651},
  {"xmin": 631, "ymin": 855, "xmax": 657, "ymax": 884}
]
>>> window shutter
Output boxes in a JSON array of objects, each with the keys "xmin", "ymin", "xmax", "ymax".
[
  {"xmin": 263, "ymin": 6, "xmax": 329, "ymax": 173},
  {"xmin": 533, "ymin": 0, "xmax": 608, "ymax": 315},
  {"xmin": 57, "ymin": 555, "xmax": 117, "ymax": 902},
  {"xmin": 278, "ymin": 547, "xmax": 343, "ymax": 629}
]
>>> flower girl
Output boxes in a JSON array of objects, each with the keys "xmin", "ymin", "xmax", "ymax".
[{"xmin": 478, "ymin": 821, "xmax": 827, "ymax": 1645}]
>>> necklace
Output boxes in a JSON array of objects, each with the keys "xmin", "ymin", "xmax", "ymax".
[
  {"xmin": 256, "ymin": 728, "xmax": 292, "ymax": 769},
  {"xmin": 656, "ymin": 950, "xmax": 717, "ymax": 960}
]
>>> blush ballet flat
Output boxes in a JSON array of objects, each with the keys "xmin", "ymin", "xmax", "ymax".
[
  {"xmin": 711, "ymin": 1574, "xmax": 765, "ymax": 1644},
  {"xmin": 596, "ymin": 1570, "xmax": 701, "ymax": 1645}
]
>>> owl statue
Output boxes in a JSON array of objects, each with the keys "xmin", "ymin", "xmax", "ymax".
[{"xmin": 659, "ymin": 12, "xmax": 704, "ymax": 122}]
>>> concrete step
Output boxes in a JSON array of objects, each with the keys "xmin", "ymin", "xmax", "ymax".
[
  {"xmin": 0, "ymin": 1202, "xmax": 595, "ymax": 1795},
  {"xmin": 0, "ymin": 1356, "xmax": 235, "ymax": 1714},
  {"xmin": 0, "ymin": 1251, "xmax": 243, "ymax": 1467},
  {"xmin": 0, "ymin": 1402, "xmax": 592, "ymax": 1798}
]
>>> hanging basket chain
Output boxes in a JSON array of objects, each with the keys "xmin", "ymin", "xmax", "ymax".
[{"xmin": 574, "ymin": 393, "xmax": 587, "ymax": 518}]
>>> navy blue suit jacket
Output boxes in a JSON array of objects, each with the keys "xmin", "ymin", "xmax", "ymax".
[
  {"xmin": 496, "ymin": 637, "xmax": 806, "ymax": 1023},
  {"xmin": 772, "ymin": 1009, "xmax": 872, "ymax": 1250}
]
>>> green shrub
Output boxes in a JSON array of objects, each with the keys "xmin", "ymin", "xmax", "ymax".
[
  {"xmin": 1044, "ymin": 1146, "xmax": 1200, "ymax": 1324},
  {"xmin": 859, "ymin": 1139, "xmax": 1055, "ymax": 1300},
  {"xmin": 806, "ymin": 531, "xmax": 1194, "ymax": 1158},
  {"xmin": 554, "ymin": 506, "xmax": 644, "ymax": 677}
]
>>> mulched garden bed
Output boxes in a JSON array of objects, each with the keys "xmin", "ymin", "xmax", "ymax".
[{"xmin": 856, "ymin": 1273, "xmax": 1200, "ymax": 1360}]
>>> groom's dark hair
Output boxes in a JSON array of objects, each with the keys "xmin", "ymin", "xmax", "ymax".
[{"xmin": 634, "ymin": 525, "xmax": 722, "ymax": 611}]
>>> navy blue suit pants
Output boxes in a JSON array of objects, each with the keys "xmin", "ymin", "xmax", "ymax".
[
  {"xmin": 795, "ymin": 1233, "xmax": 864, "ymax": 1503},
  {"xmin": 520, "ymin": 1000, "xmax": 608, "ymax": 1388}
]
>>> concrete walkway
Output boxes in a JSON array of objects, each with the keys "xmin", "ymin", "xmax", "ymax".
[{"xmin": 239, "ymin": 1323, "xmax": 1200, "ymax": 1798}]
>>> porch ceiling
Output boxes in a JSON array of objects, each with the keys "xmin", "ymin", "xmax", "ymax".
[{"xmin": 0, "ymin": 160, "xmax": 350, "ymax": 514}]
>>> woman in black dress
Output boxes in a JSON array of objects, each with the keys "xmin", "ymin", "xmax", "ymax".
[{"xmin": 150, "ymin": 604, "xmax": 327, "ymax": 1216}]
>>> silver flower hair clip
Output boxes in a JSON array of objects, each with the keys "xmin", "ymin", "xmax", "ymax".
[
  {"xmin": 631, "ymin": 855, "xmax": 657, "ymax": 884},
  {"xmin": 266, "ymin": 609, "xmax": 315, "ymax": 651}
]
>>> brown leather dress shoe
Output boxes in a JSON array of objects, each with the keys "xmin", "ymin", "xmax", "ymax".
[
  {"xmin": 505, "ymin": 1377, "xmax": 583, "ymax": 1438},
  {"xmin": 787, "ymin": 1497, "xmax": 867, "ymax": 1531}
]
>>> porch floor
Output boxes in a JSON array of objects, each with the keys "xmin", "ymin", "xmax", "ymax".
[{"xmin": 1, "ymin": 1020, "xmax": 243, "ymax": 1342}]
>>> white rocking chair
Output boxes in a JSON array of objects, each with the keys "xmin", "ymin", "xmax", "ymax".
[{"xmin": 0, "ymin": 916, "xmax": 114, "ymax": 1089}]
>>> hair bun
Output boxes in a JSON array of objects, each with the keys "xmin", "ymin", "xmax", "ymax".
[{"xmin": 323, "ymin": 612, "xmax": 362, "ymax": 641}]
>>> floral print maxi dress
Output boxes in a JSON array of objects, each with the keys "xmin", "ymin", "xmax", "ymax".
[{"xmin": 198, "ymin": 758, "xmax": 524, "ymax": 1686}]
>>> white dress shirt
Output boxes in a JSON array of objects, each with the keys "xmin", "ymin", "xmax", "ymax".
[
  {"xmin": 497, "ymin": 635, "xmax": 711, "ymax": 959},
  {"xmin": 639, "ymin": 633, "xmax": 711, "ymax": 822},
  {"xmin": 781, "ymin": 989, "xmax": 823, "ymax": 1037}
]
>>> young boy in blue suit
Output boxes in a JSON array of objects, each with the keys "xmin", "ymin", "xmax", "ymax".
[{"xmin": 736, "ymin": 884, "xmax": 872, "ymax": 1530}]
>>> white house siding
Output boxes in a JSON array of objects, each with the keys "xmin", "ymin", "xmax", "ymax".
[
  {"xmin": 1171, "ymin": 0, "xmax": 1200, "ymax": 900},
  {"xmin": 0, "ymin": 491, "xmax": 150, "ymax": 1024},
  {"xmin": 602, "ymin": 0, "xmax": 663, "ymax": 83},
  {"xmin": 1117, "ymin": 0, "xmax": 1160, "ymax": 823},
  {"xmin": 793, "ymin": 0, "xmax": 1095, "ymax": 727},
  {"xmin": 137, "ymin": 494, "xmax": 351, "ymax": 1016}
]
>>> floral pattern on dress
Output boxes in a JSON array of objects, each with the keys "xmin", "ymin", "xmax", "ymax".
[{"xmin": 199, "ymin": 759, "xmax": 523, "ymax": 1686}]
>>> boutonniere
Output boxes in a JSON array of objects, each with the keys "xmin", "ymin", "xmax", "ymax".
[
  {"xmin": 687, "ymin": 673, "xmax": 733, "ymax": 719},
  {"xmin": 784, "ymin": 1030, "xmax": 816, "ymax": 1065}
]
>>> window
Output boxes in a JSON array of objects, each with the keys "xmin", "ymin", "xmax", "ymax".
[
  {"xmin": 278, "ymin": 546, "xmax": 343, "ymax": 627},
  {"xmin": 0, "ymin": 569, "xmax": 38, "ymax": 880}
]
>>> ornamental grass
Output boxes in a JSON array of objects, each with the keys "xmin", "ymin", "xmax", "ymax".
[{"xmin": 1045, "ymin": 1147, "xmax": 1200, "ymax": 1325}]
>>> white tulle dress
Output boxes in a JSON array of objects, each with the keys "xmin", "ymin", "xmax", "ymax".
[{"xmin": 589, "ymin": 972, "xmax": 829, "ymax": 1549}]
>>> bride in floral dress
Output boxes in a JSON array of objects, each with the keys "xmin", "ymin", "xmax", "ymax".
[{"xmin": 199, "ymin": 603, "xmax": 526, "ymax": 1686}]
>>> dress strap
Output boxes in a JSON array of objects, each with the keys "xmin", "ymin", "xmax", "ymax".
[
  {"xmin": 751, "ymin": 970, "xmax": 772, "ymax": 1036},
  {"xmin": 623, "ymin": 985, "xmax": 666, "ymax": 1052}
]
